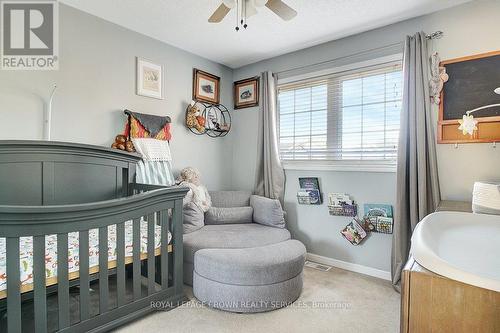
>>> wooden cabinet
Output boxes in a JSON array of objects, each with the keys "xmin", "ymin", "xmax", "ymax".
[
  {"xmin": 401, "ymin": 256, "xmax": 500, "ymax": 333},
  {"xmin": 436, "ymin": 200, "xmax": 472, "ymax": 213}
]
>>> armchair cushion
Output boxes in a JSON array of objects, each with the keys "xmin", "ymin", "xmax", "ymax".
[
  {"xmin": 205, "ymin": 206, "xmax": 253, "ymax": 225},
  {"xmin": 250, "ymin": 195, "xmax": 285, "ymax": 229},
  {"xmin": 209, "ymin": 191, "xmax": 252, "ymax": 208}
]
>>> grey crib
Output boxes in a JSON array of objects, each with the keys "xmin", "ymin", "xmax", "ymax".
[{"xmin": 0, "ymin": 141, "xmax": 188, "ymax": 332}]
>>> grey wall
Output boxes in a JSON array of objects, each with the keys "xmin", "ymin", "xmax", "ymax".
[
  {"xmin": 0, "ymin": 4, "xmax": 234, "ymax": 190},
  {"xmin": 232, "ymin": 0, "xmax": 500, "ymax": 272}
]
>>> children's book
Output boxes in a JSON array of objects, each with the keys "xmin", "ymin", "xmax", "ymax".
[
  {"xmin": 340, "ymin": 218, "xmax": 367, "ymax": 245},
  {"xmin": 363, "ymin": 204, "xmax": 393, "ymax": 219},
  {"xmin": 299, "ymin": 177, "xmax": 320, "ymax": 190},
  {"xmin": 297, "ymin": 178, "xmax": 322, "ymax": 204},
  {"xmin": 363, "ymin": 204, "xmax": 394, "ymax": 233}
]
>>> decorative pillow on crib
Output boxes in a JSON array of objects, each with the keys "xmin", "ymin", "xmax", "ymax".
[{"xmin": 124, "ymin": 109, "xmax": 172, "ymax": 141}]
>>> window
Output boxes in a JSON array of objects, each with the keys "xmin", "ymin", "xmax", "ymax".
[{"xmin": 278, "ymin": 59, "xmax": 403, "ymax": 171}]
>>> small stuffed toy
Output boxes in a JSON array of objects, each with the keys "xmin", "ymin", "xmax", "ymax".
[
  {"xmin": 186, "ymin": 104, "xmax": 205, "ymax": 133},
  {"xmin": 177, "ymin": 167, "xmax": 211, "ymax": 212},
  {"xmin": 111, "ymin": 134, "xmax": 135, "ymax": 152},
  {"xmin": 429, "ymin": 52, "xmax": 449, "ymax": 105}
]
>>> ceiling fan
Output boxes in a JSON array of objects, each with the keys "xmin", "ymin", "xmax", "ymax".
[{"xmin": 209, "ymin": 0, "xmax": 297, "ymax": 30}]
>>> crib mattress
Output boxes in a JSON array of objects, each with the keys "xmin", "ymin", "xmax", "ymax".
[{"xmin": 0, "ymin": 220, "xmax": 172, "ymax": 298}]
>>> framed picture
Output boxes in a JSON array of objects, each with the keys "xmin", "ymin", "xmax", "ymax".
[
  {"xmin": 193, "ymin": 69, "xmax": 220, "ymax": 104},
  {"xmin": 234, "ymin": 77, "xmax": 260, "ymax": 109},
  {"xmin": 136, "ymin": 57, "xmax": 164, "ymax": 99}
]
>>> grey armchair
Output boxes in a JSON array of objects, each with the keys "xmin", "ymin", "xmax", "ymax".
[{"xmin": 183, "ymin": 191, "xmax": 306, "ymax": 313}]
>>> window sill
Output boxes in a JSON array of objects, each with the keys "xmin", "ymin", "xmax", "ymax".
[{"xmin": 281, "ymin": 161, "xmax": 397, "ymax": 173}]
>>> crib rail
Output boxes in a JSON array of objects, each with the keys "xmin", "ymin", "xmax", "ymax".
[{"xmin": 0, "ymin": 185, "xmax": 188, "ymax": 333}]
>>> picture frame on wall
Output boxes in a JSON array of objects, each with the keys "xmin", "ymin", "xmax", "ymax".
[
  {"xmin": 193, "ymin": 68, "xmax": 220, "ymax": 104},
  {"xmin": 234, "ymin": 77, "xmax": 260, "ymax": 109},
  {"xmin": 136, "ymin": 57, "xmax": 164, "ymax": 100}
]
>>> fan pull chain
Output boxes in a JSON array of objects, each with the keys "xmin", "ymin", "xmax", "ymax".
[
  {"xmin": 235, "ymin": 0, "xmax": 240, "ymax": 31},
  {"xmin": 243, "ymin": 0, "xmax": 248, "ymax": 29},
  {"xmin": 241, "ymin": 0, "xmax": 244, "ymax": 26},
  {"xmin": 234, "ymin": 0, "xmax": 249, "ymax": 31}
]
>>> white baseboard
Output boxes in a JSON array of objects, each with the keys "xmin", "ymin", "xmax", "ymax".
[{"xmin": 306, "ymin": 253, "xmax": 392, "ymax": 281}]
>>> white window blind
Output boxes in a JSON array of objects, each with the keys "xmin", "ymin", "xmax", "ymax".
[{"xmin": 278, "ymin": 60, "xmax": 403, "ymax": 170}]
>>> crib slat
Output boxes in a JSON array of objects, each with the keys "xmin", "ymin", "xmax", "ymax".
[
  {"xmin": 57, "ymin": 233, "xmax": 70, "ymax": 329},
  {"xmin": 116, "ymin": 222, "xmax": 126, "ymax": 307},
  {"xmin": 147, "ymin": 213, "xmax": 155, "ymax": 295},
  {"xmin": 79, "ymin": 230, "xmax": 90, "ymax": 321},
  {"xmin": 33, "ymin": 235, "xmax": 47, "ymax": 333},
  {"xmin": 99, "ymin": 226, "xmax": 109, "ymax": 313},
  {"xmin": 173, "ymin": 199, "xmax": 184, "ymax": 293},
  {"xmin": 6, "ymin": 237, "xmax": 21, "ymax": 333},
  {"xmin": 133, "ymin": 218, "xmax": 141, "ymax": 300},
  {"xmin": 115, "ymin": 166, "xmax": 123, "ymax": 198},
  {"xmin": 160, "ymin": 209, "xmax": 169, "ymax": 289}
]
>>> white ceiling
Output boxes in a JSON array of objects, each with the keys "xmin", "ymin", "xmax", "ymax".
[{"xmin": 60, "ymin": 0, "xmax": 471, "ymax": 68}]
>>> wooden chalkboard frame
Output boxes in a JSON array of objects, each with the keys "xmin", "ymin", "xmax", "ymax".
[{"xmin": 438, "ymin": 50, "xmax": 500, "ymax": 144}]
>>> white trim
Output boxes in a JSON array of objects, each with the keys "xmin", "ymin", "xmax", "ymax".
[
  {"xmin": 306, "ymin": 253, "xmax": 392, "ymax": 281},
  {"xmin": 282, "ymin": 161, "xmax": 397, "ymax": 173},
  {"xmin": 278, "ymin": 53, "xmax": 403, "ymax": 85}
]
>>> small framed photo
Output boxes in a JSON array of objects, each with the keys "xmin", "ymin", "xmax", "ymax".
[
  {"xmin": 136, "ymin": 57, "xmax": 164, "ymax": 99},
  {"xmin": 193, "ymin": 69, "xmax": 220, "ymax": 104},
  {"xmin": 234, "ymin": 77, "xmax": 260, "ymax": 109}
]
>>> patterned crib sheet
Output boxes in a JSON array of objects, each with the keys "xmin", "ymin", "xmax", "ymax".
[{"xmin": 0, "ymin": 220, "xmax": 172, "ymax": 292}]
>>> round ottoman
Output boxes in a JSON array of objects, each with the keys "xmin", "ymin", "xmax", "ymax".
[{"xmin": 192, "ymin": 239, "xmax": 306, "ymax": 313}]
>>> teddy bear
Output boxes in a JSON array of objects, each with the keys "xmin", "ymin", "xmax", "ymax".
[
  {"xmin": 111, "ymin": 134, "xmax": 135, "ymax": 152},
  {"xmin": 177, "ymin": 167, "xmax": 211, "ymax": 212},
  {"xmin": 186, "ymin": 104, "xmax": 206, "ymax": 133}
]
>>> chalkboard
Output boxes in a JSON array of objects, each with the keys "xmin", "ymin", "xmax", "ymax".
[{"xmin": 442, "ymin": 53, "xmax": 500, "ymax": 120}]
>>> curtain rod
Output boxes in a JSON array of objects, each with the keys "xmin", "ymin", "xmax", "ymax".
[
  {"xmin": 426, "ymin": 31, "xmax": 444, "ymax": 40},
  {"xmin": 276, "ymin": 31, "xmax": 444, "ymax": 77}
]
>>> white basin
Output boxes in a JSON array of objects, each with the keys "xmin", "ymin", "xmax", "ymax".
[{"xmin": 411, "ymin": 211, "xmax": 500, "ymax": 292}]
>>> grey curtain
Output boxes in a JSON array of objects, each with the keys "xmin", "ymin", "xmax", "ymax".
[
  {"xmin": 254, "ymin": 71, "xmax": 285, "ymax": 202},
  {"xmin": 391, "ymin": 32, "xmax": 441, "ymax": 290}
]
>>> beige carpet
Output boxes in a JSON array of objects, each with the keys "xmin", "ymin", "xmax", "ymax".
[{"xmin": 116, "ymin": 267, "xmax": 400, "ymax": 333}]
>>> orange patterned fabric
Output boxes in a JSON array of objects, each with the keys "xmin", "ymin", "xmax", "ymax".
[{"xmin": 125, "ymin": 116, "xmax": 172, "ymax": 141}]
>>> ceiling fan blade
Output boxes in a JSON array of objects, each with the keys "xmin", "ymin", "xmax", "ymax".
[
  {"xmin": 208, "ymin": 3, "xmax": 232, "ymax": 23},
  {"xmin": 265, "ymin": 0, "xmax": 297, "ymax": 21}
]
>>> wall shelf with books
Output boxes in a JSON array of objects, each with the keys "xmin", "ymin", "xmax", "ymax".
[
  {"xmin": 328, "ymin": 193, "xmax": 358, "ymax": 217},
  {"xmin": 297, "ymin": 177, "xmax": 322, "ymax": 205}
]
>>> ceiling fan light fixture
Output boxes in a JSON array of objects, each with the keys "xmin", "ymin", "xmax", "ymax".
[
  {"xmin": 208, "ymin": 0, "xmax": 296, "ymax": 26},
  {"xmin": 254, "ymin": 0, "xmax": 268, "ymax": 7},
  {"xmin": 222, "ymin": 0, "xmax": 236, "ymax": 9},
  {"xmin": 245, "ymin": 1, "xmax": 258, "ymax": 18}
]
